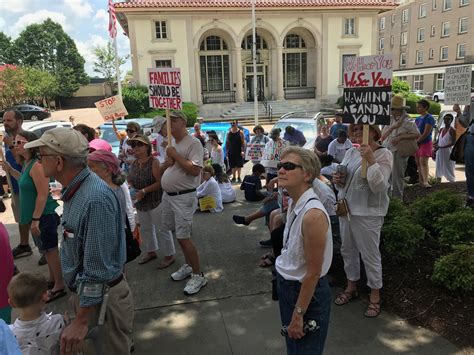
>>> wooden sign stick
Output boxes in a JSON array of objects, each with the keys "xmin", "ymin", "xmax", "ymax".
[
  {"xmin": 360, "ymin": 125, "xmax": 369, "ymax": 178},
  {"xmin": 0, "ymin": 134, "xmax": 14, "ymax": 198},
  {"xmin": 166, "ymin": 108, "xmax": 172, "ymax": 146}
]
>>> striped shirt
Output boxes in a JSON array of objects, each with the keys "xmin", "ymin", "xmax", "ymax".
[{"xmin": 60, "ymin": 168, "xmax": 125, "ymax": 307}]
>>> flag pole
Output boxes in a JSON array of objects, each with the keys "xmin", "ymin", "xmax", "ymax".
[
  {"xmin": 252, "ymin": 0, "xmax": 258, "ymax": 125},
  {"xmin": 113, "ymin": 35, "xmax": 122, "ymax": 98}
]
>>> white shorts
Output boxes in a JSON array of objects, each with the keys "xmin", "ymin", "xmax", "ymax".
[{"xmin": 161, "ymin": 192, "xmax": 197, "ymax": 239}]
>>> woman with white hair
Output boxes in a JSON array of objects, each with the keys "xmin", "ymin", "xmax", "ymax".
[
  {"xmin": 275, "ymin": 146, "xmax": 332, "ymax": 355},
  {"xmin": 152, "ymin": 116, "xmax": 170, "ymax": 164}
]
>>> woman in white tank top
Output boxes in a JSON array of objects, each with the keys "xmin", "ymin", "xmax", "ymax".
[{"xmin": 275, "ymin": 146, "xmax": 333, "ymax": 355}]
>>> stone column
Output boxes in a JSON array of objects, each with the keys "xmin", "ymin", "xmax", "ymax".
[
  {"xmin": 194, "ymin": 49, "xmax": 202, "ymax": 105},
  {"xmin": 276, "ymin": 46, "xmax": 284, "ymax": 100},
  {"xmin": 234, "ymin": 47, "xmax": 244, "ymax": 102}
]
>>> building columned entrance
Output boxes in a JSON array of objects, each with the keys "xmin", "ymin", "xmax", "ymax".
[{"xmin": 245, "ymin": 64, "xmax": 265, "ymax": 101}]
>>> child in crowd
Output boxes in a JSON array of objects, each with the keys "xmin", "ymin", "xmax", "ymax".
[
  {"xmin": 197, "ymin": 165, "xmax": 223, "ymax": 213},
  {"xmin": 240, "ymin": 163, "xmax": 267, "ymax": 201},
  {"xmin": 0, "ymin": 223, "xmax": 14, "ymax": 323},
  {"xmin": 8, "ymin": 272, "xmax": 65, "ymax": 355},
  {"xmin": 212, "ymin": 164, "xmax": 236, "ymax": 203}
]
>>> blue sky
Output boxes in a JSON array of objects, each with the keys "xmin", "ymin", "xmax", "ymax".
[{"xmin": 0, "ymin": 0, "xmax": 132, "ymax": 77}]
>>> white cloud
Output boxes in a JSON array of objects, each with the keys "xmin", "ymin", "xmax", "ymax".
[
  {"xmin": 0, "ymin": 0, "xmax": 35, "ymax": 13},
  {"xmin": 94, "ymin": 8, "xmax": 109, "ymax": 29},
  {"xmin": 10, "ymin": 10, "xmax": 69, "ymax": 37},
  {"xmin": 0, "ymin": 17, "xmax": 5, "ymax": 32},
  {"xmin": 65, "ymin": 0, "xmax": 93, "ymax": 18},
  {"xmin": 76, "ymin": 34, "xmax": 109, "ymax": 76}
]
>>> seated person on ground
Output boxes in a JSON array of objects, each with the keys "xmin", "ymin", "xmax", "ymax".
[
  {"xmin": 320, "ymin": 153, "xmax": 338, "ymax": 181},
  {"xmin": 212, "ymin": 163, "xmax": 236, "ymax": 203},
  {"xmin": 197, "ymin": 165, "xmax": 223, "ymax": 213},
  {"xmin": 240, "ymin": 163, "xmax": 267, "ymax": 201}
]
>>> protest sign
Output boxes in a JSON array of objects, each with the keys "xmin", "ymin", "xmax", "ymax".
[
  {"xmin": 444, "ymin": 65, "xmax": 472, "ymax": 105},
  {"xmin": 148, "ymin": 68, "xmax": 182, "ymax": 110},
  {"xmin": 245, "ymin": 144, "xmax": 265, "ymax": 162},
  {"xmin": 342, "ymin": 54, "xmax": 393, "ymax": 125},
  {"xmin": 260, "ymin": 140, "xmax": 288, "ymax": 168},
  {"xmin": 199, "ymin": 196, "xmax": 217, "ymax": 212},
  {"xmin": 94, "ymin": 95, "xmax": 128, "ymax": 121}
]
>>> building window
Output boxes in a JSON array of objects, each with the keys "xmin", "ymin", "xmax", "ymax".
[
  {"xmin": 457, "ymin": 43, "xmax": 466, "ymax": 59},
  {"xmin": 379, "ymin": 17, "xmax": 386, "ymax": 30},
  {"xmin": 416, "ymin": 50, "xmax": 424, "ymax": 64},
  {"xmin": 435, "ymin": 73, "xmax": 444, "ymax": 90},
  {"xmin": 199, "ymin": 36, "xmax": 231, "ymax": 92},
  {"xmin": 344, "ymin": 18, "xmax": 356, "ymax": 36},
  {"xmin": 432, "ymin": 0, "xmax": 437, "ymax": 9},
  {"xmin": 402, "ymin": 9, "xmax": 409, "ymax": 23},
  {"xmin": 283, "ymin": 34, "xmax": 308, "ymax": 87},
  {"xmin": 241, "ymin": 35, "xmax": 268, "ymax": 50},
  {"xmin": 460, "ymin": 0, "xmax": 469, "ymax": 6},
  {"xmin": 379, "ymin": 38, "xmax": 385, "ymax": 51},
  {"xmin": 418, "ymin": 28, "xmax": 425, "ymax": 42},
  {"xmin": 442, "ymin": 22, "xmax": 450, "ymax": 37},
  {"xmin": 390, "ymin": 35, "xmax": 395, "ymax": 46},
  {"xmin": 391, "ymin": 13, "xmax": 396, "ymax": 24},
  {"xmin": 398, "ymin": 76, "xmax": 407, "ymax": 82},
  {"xmin": 431, "ymin": 25, "xmax": 436, "ymax": 36},
  {"xmin": 400, "ymin": 53, "xmax": 407, "ymax": 66},
  {"xmin": 419, "ymin": 3, "xmax": 427, "ymax": 17},
  {"xmin": 155, "ymin": 60, "xmax": 172, "ymax": 68},
  {"xmin": 154, "ymin": 21, "xmax": 167, "ymax": 39},
  {"xmin": 443, "ymin": 0, "xmax": 452, "ymax": 10},
  {"xmin": 413, "ymin": 75, "xmax": 424, "ymax": 90},
  {"xmin": 459, "ymin": 17, "xmax": 468, "ymax": 34},
  {"xmin": 401, "ymin": 32, "xmax": 408, "ymax": 45},
  {"xmin": 440, "ymin": 46, "xmax": 449, "ymax": 60},
  {"xmin": 429, "ymin": 48, "xmax": 435, "ymax": 59}
]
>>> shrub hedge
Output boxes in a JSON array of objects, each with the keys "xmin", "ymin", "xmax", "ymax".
[
  {"xmin": 382, "ymin": 215, "xmax": 425, "ymax": 260},
  {"xmin": 434, "ymin": 210, "xmax": 474, "ymax": 247},
  {"xmin": 432, "ymin": 244, "xmax": 474, "ymax": 292}
]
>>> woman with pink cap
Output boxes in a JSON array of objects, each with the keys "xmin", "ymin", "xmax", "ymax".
[{"xmin": 89, "ymin": 138, "xmax": 112, "ymax": 152}]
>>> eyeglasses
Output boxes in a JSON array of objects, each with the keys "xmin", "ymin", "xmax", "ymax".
[
  {"xmin": 13, "ymin": 140, "xmax": 28, "ymax": 146},
  {"xmin": 277, "ymin": 162, "xmax": 303, "ymax": 171},
  {"xmin": 231, "ymin": 122, "xmax": 237, "ymax": 126},
  {"xmin": 126, "ymin": 129, "xmax": 137, "ymax": 133},
  {"xmin": 37, "ymin": 154, "xmax": 57, "ymax": 161},
  {"xmin": 130, "ymin": 142, "xmax": 146, "ymax": 148}
]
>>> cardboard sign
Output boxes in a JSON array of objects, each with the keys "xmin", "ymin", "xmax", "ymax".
[
  {"xmin": 342, "ymin": 54, "xmax": 393, "ymax": 125},
  {"xmin": 199, "ymin": 196, "xmax": 217, "ymax": 211},
  {"xmin": 261, "ymin": 140, "xmax": 288, "ymax": 168},
  {"xmin": 148, "ymin": 68, "xmax": 182, "ymax": 110},
  {"xmin": 94, "ymin": 95, "xmax": 128, "ymax": 121},
  {"xmin": 245, "ymin": 144, "xmax": 265, "ymax": 161},
  {"xmin": 444, "ymin": 65, "xmax": 472, "ymax": 105}
]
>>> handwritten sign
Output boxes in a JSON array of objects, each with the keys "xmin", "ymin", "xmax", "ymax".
[
  {"xmin": 148, "ymin": 68, "xmax": 182, "ymax": 110},
  {"xmin": 261, "ymin": 140, "xmax": 288, "ymax": 168},
  {"xmin": 444, "ymin": 65, "xmax": 472, "ymax": 105},
  {"xmin": 342, "ymin": 54, "xmax": 393, "ymax": 125},
  {"xmin": 94, "ymin": 95, "xmax": 128, "ymax": 121},
  {"xmin": 245, "ymin": 144, "xmax": 265, "ymax": 161},
  {"xmin": 199, "ymin": 196, "xmax": 217, "ymax": 212}
]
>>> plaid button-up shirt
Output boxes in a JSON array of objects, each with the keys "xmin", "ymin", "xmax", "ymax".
[{"xmin": 60, "ymin": 168, "xmax": 126, "ymax": 307}]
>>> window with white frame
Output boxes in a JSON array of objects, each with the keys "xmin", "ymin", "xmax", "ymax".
[
  {"xmin": 431, "ymin": 25, "xmax": 436, "ymax": 36},
  {"xmin": 391, "ymin": 13, "xmax": 396, "ymax": 24},
  {"xmin": 440, "ymin": 46, "xmax": 449, "ymax": 60},
  {"xmin": 413, "ymin": 75, "xmax": 424, "ymax": 90},
  {"xmin": 401, "ymin": 31, "xmax": 408, "ymax": 45},
  {"xmin": 155, "ymin": 60, "xmax": 172, "ymax": 68},
  {"xmin": 379, "ymin": 38, "xmax": 385, "ymax": 51},
  {"xmin": 400, "ymin": 53, "xmax": 407, "ymax": 66},
  {"xmin": 199, "ymin": 36, "xmax": 231, "ymax": 92},
  {"xmin": 398, "ymin": 76, "xmax": 407, "ymax": 82},
  {"xmin": 460, "ymin": 0, "xmax": 469, "ymax": 6},
  {"xmin": 283, "ymin": 34, "xmax": 308, "ymax": 88},
  {"xmin": 435, "ymin": 73, "xmax": 444, "ymax": 90},
  {"xmin": 419, "ymin": 3, "xmax": 427, "ymax": 17},
  {"xmin": 429, "ymin": 48, "xmax": 434, "ymax": 59},
  {"xmin": 457, "ymin": 43, "xmax": 466, "ymax": 59},
  {"xmin": 402, "ymin": 9, "xmax": 409, "ymax": 23},
  {"xmin": 344, "ymin": 18, "xmax": 356, "ymax": 36},
  {"xmin": 459, "ymin": 17, "xmax": 468, "ymax": 34},
  {"xmin": 379, "ymin": 17, "xmax": 386, "ymax": 30},
  {"xmin": 418, "ymin": 28, "xmax": 425, "ymax": 42},
  {"xmin": 442, "ymin": 22, "xmax": 450, "ymax": 37},
  {"xmin": 443, "ymin": 0, "xmax": 452, "ymax": 10},
  {"xmin": 154, "ymin": 21, "xmax": 168, "ymax": 39},
  {"xmin": 416, "ymin": 50, "xmax": 424, "ymax": 64},
  {"xmin": 432, "ymin": 0, "xmax": 437, "ymax": 9}
]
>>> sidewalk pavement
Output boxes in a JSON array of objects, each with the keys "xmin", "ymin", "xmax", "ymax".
[{"xmin": 2, "ymin": 183, "xmax": 464, "ymax": 355}]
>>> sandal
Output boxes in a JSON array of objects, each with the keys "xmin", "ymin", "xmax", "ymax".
[
  {"xmin": 259, "ymin": 255, "xmax": 275, "ymax": 268},
  {"xmin": 138, "ymin": 254, "xmax": 157, "ymax": 265},
  {"xmin": 46, "ymin": 289, "xmax": 67, "ymax": 303},
  {"xmin": 260, "ymin": 252, "xmax": 273, "ymax": 260},
  {"xmin": 157, "ymin": 257, "xmax": 176, "ymax": 269},
  {"xmin": 334, "ymin": 290, "xmax": 358, "ymax": 306},
  {"xmin": 47, "ymin": 280, "xmax": 55, "ymax": 290},
  {"xmin": 364, "ymin": 301, "xmax": 381, "ymax": 318}
]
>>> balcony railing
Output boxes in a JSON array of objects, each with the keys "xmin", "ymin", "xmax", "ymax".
[
  {"xmin": 202, "ymin": 91, "xmax": 236, "ymax": 104},
  {"xmin": 284, "ymin": 87, "xmax": 316, "ymax": 100}
]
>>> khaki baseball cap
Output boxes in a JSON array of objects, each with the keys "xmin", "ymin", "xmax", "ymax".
[
  {"xmin": 24, "ymin": 127, "xmax": 89, "ymax": 158},
  {"xmin": 128, "ymin": 134, "xmax": 151, "ymax": 145},
  {"xmin": 169, "ymin": 111, "xmax": 187, "ymax": 123}
]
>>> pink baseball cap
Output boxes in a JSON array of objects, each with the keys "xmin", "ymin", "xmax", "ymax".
[{"xmin": 89, "ymin": 138, "xmax": 112, "ymax": 152}]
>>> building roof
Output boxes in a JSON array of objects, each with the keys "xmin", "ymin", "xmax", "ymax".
[{"xmin": 115, "ymin": 0, "xmax": 397, "ymax": 9}]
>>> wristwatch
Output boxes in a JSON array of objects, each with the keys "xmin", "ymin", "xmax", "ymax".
[{"xmin": 295, "ymin": 306, "xmax": 304, "ymax": 315}]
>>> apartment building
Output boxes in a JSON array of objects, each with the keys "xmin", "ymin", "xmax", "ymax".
[{"xmin": 377, "ymin": 0, "xmax": 473, "ymax": 94}]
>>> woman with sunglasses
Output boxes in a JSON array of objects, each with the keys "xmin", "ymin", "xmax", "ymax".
[
  {"xmin": 275, "ymin": 146, "xmax": 332, "ymax": 355},
  {"xmin": 332, "ymin": 124, "xmax": 392, "ymax": 318},
  {"xmin": 2, "ymin": 131, "xmax": 65, "ymax": 302},
  {"xmin": 119, "ymin": 121, "xmax": 141, "ymax": 172},
  {"xmin": 127, "ymin": 134, "xmax": 176, "ymax": 267},
  {"xmin": 226, "ymin": 120, "xmax": 245, "ymax": 183},
  {"xmin": 207, "ymin": 133, "xmax": 225, "ymax": 172}
]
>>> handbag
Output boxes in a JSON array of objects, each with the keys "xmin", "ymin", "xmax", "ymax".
[
  {"xmin": 395, "ymin": 139, "xmax": 418, "ymax": 157},
  {"xmin": 335, "ymin": 198, "xmax": 350, "ymax": 217},
  {"xmin": 125, "ymin": 217, "xmax": 141, "ymax": 263},
  {"xmin": 450, "ymin": 130, "xmax": 467, "ymax": 164}
]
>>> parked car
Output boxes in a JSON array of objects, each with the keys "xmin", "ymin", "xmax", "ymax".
[
  {"xmin": 432, "ymin": 90, "xmax": 445, "ymax": 102},
  {"xmin": 411, "ymin": 90, "xmax": 432, "ymax": 99},
  {"xmin": 0, "ymin": 104, "xmax": 51, "ymax": 122},
  {"xmin": 271, "ymin": 110, "xmax": 337, "ymax": 150},
  {"xmin": 98, "ymin": 118, "xmax": 155, "ymax": 157},
  {"xmin": 0, "ymin": 120, "xmax": 72, "ymax": 138}
]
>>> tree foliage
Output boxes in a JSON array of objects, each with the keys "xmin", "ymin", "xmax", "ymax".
[
  {"xmin": 93, "ymin": 42, "xmax": 127, "ymax": 87},
  {"xmin": 392, "ymin": 78, "xmax": 410, "ymax": 94},
  {"xmin": 0, "ymin": 65, "xmax": 25, "ymax": 108},
  {"xmin": 0, "ymin": 33, "xmax": 12, "ymax": 64},
  {"xmin": 23, "ymin": 67, "xmax": 59, "ymax": 103}
]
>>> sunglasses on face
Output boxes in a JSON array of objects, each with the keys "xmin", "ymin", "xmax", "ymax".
[
  {"xmin": 231, "ymin": 122, "xmax": 237, "ymax": 126},
  {"xmin": 13, "ymin": 140, "xmax": 28, "ymax": 146},
  {"xmin": 37, "ymin": 154, "xmax": 57, "ymax": 162},
  {"xmin": 126, "ymin": 129, "xmax": 137, "ymax": 133},
  {"xmin": 130, "ymin": 142, "xmax": 146, "ymax": 148},
  {"xmin": 277, "ymin": 162, "xmax": 303, "ymax": 171}
]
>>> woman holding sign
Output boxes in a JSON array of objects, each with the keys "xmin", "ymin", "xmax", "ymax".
[
  {"xmin": 333, "ymin": 124, "xmax": 392, "ymax": 318},
  {"xmin": 414, "ymin": 100, "xmax": 436, "ymax": 188}
]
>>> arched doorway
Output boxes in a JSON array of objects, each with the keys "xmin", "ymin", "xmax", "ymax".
[{"xmin": 241, "ymin": 34, "xmax": 268, "ymax": 101}]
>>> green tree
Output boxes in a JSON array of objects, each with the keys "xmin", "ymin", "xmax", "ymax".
[
  {"xmin": 0, "ymin": 65, "xmax": 26, "ymax": 108},
  {"xmin": 0, "ymin": 33, "xmax": 12, "ymax": 64},
  {"xmin": 11, "ymin": 19, "xmax": 88, "ymax": 97},
  {"xmin": 23, "ymin": 67, "xmax": 59, "ymax": 105},
  {"xmin": 93, "ymin": 42, "xmax": 127, "ymax": 88},
  {"xmin": 392, "ymin": 78, "xmax": 411, "ymax": 94}
]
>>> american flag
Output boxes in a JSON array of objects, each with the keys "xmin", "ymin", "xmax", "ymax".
[{"xmin": 108, "ymin": 0, "xmax": 117, "ymax": 38}]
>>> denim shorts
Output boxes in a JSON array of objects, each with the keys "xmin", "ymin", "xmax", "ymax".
[
  {"xmin": 32, "ymin": 214, "xmax": 60, "ymax": 252},
  {"xmin": 277, "ymin": 273, "xmax": 331, "ymax": 355}
]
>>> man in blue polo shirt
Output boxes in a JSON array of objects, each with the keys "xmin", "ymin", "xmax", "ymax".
[{"xmin": 284, "ymin": 125, "xmax": 306, "ymax": 147}]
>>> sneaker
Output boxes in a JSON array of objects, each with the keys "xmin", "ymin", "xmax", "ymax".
[
  {"xmin": 237, "ymin": 178, "xmax": 242, "ymax": 183},
  {"xmin": 12, "ymin": 244, "xmax": 33, "ymax": 259},
  {"xmin": 171, "ymin": 264, "xmax": 193, "ymax": 281},
  {"xmin": 184, "ymin": 273, "xmax": 207, "ymax": 295},
  {"xmin": 38, "ymin": 254, "xmax": 47, "ymax": 266},
  {"xmin": 233, "ymin": 215, "xmax": 249, "ymax": 226},
  {"xmin": 259, "ymin": 239, "xmax": 273, "ymax": 248}
]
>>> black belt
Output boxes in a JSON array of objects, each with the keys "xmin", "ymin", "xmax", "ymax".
[
  {"xmin": 166, "ymin": 188, "xmax": 196, "ymax": 196},
  {"xmin": 69, "ymin": 274, "xmax": 123, "ymax": 293}
]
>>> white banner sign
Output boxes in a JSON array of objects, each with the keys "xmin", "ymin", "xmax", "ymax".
[
  {"xmin": 245, "ymin": 144, "xmax": 265, "ymax": 161},
  {"xmin": 148, "ymin": 67, "xmax": 182, "ymax": 110},
  {"xmin": 94, "ymin": 95, "xmax": 128, "ymax": 121},
  {"xmin": 444, "ymin": 65, "xmax": 472, "ymax": 105}
]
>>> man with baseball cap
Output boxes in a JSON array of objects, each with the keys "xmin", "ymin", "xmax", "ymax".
[
  {"xmin": 161, "ymin": 111, "xmax": 207, "ymax": 295},
  {"xmin": 25, "ymin": 127, "xmax": 134, "ymax": 354}
]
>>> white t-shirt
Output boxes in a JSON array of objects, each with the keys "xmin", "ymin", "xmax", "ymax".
[
  {"xmin": 312, "ymin": 178, "xmax": 336, "ymax": 216},
  {"xmin": 10, "ymin": 312, "xmax": 65, "ymax": 355},
  {"xmin": 196, "ymin": 176, "xmax": 223, "ymax": 213},
  {"xmin": 320, "ymin": 163, "xmax": 338, "ymax": 177},
  {"xmin": 120, "ymin": 183, "xmax": 136, "ymax": 231},
  {"xmin": 219, "ymin": 181, "xmax": 236, "ymax": 203},
  {"xmin": 121, "ymin": 137, "xmax": 136, "ymax": 164},
  {"xmin": 327, "ymin": 139, "xmax": 352, "ymax": 163},
  {"xmin": 276, "ymin": 188, "xmax": 333, "ymax": 281}
]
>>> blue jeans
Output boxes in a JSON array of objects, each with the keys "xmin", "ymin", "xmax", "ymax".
[
  {"xmin": 465, "ymin": 135, "xmax": 474, "ymax": 198},
  {"xmin": 277, "ymin": 273, "xmax": 331, "ymax": 355}
]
